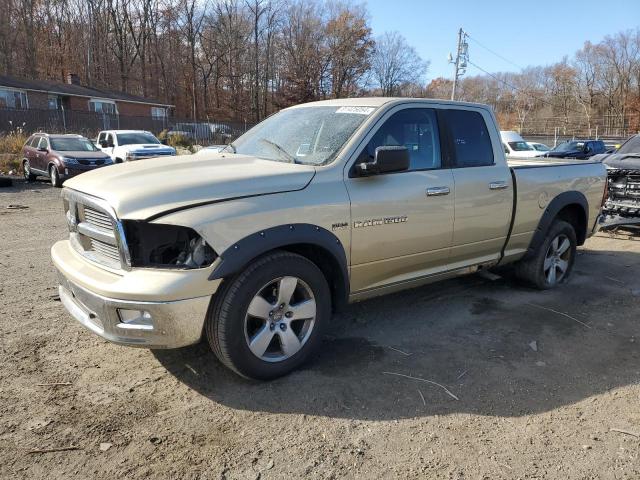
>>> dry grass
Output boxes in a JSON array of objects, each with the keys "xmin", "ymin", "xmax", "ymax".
[
  {"xmin": 0, "ymin": 153, "xmax": 21, "ymax": 174},
  {"xmin": 0, "ymin": 131, "xmax": 28, "ymax": 174},
  {"xmin": 0, "ymin": 131, "xmax": 28, "ymax": 155}
]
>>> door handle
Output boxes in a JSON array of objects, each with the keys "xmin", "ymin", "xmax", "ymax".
[
  {"xmin": 489, "ymin": 181, "xmax": 509, "ymax": 190},
  {"xmin": 426, "ymin": 186, "xmax": 450, "ymax": 196}
]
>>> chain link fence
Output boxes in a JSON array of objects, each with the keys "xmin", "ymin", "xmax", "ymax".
[{"xmin": 0, "ymin": 107, "xmax": 252, "ymax": 146}]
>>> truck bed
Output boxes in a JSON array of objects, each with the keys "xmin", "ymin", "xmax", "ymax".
[{"xmin": 501, "ymin": 158, "xmax": 606, "ymax": 263}]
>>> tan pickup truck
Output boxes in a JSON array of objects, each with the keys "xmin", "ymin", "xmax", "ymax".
[{"xmin": 52, "ymin": 98, "xmax": 607, "ymax": 379}]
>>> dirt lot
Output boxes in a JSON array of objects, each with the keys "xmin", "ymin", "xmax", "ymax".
[{"xmin": 1, "ymin": 178, "xmax": 639, "ymax": 479}]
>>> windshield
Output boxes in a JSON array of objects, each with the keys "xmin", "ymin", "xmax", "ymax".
[
  {"xmin": 617, "ymin": 135, "xmax": 640, "ymax": 155},
  {"xmin": 231, "ymin": 106, "xmax": 374, "ymax": 165},
  {"xmin": 553, "ymin": 141, "xmax": 583, "ymax": 152},
  {"xmin": 116, "ymin": 132, "xmax": 160, "ymax": 145},
  {"xmin": 50, "ymin": 137, "xmax": 98, "ymax": 152},
  {"xmin": 508, "ymin": 141, "xmax": 534, "ymax": 151}
]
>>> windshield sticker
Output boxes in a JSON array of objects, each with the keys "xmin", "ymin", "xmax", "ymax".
[{"xmin": 336, "ymin": 106, "xmax": 375, "ymax": 115}]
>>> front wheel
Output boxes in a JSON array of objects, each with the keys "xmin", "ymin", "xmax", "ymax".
[
  {"xmin": 515, "ymin": 220, "xmax": 577, "ymax": 289},
  {"xmin": 206, "ymin": 251, "xmax": 330, "ymax": 380}
]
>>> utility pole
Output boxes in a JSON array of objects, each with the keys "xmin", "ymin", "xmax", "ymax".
[{"xmin": 449, "ymin": 28, "xmax": 468, "ymax": 101}]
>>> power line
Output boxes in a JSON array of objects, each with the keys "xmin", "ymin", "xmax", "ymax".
[
  {"xmin": 465, "ymin": 33, "xmax": 526, "ymax": 71},
  {"xmin": 466, "ymin": 59, "xmax": 584, "ymax": 115}
]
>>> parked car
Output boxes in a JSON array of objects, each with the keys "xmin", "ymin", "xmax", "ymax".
[
  {"xmin": 527, "ymin": 142, "xmax": 550, "ymax": 152},
  {"xmin": 500, "ymin": 131, "xmax": 540, "ymax": 158},
  {"xmin": 96, "ymin": 130, "xmax": 176, "ymax": 163},
  {"xmin": 52, "ymin": 98, "xmax": 606, "ymax": 380},
  {"xmin": 542, "ymin": 139, "xmax": 606, "ymax": 159},
  {"xmin": 592, "ymin": 134, "xmax": 640, "ymax": 230},
  {"xmin": 22, "ymin": 133, "xmax": 112, "ymax": 187}
]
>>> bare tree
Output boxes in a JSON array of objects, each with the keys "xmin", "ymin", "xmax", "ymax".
[{"xmin": 371, "ymin": 31, "xmax": 428, "ymax": 96}]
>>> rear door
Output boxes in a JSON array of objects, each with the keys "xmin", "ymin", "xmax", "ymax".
[
  {"xmin": 443, "ymin": 108, "xmax": 513, "ymax": 267},
  {"xmin": 346, "ymin": 105, "xmax": 455, "ymax": 293},
  {"xmin": 24, "ymin": 135, "xmax": 38, "ymax": 166}
]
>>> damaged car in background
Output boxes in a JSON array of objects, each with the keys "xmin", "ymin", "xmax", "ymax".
[{"xmin": 593, "ymin": 134, "xmax": 640, "ymax": 231}]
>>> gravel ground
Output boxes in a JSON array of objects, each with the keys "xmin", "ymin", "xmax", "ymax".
[{"xmin": 1, "ymin": 178, "xmax": 639, "ymax": 479}]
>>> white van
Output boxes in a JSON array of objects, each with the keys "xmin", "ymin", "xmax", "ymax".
[{"xmin": 500, "ymin": 131, "xmax": 540, "ymax": 158}]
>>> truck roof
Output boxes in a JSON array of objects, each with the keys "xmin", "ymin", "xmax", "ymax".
[
  {"xmin": 100, "ymin": 130, "xmax": 153, "ymax": 134},
  {"xmin": 287, "ymin": 97, "xmax": 491, "ymax": 110}
]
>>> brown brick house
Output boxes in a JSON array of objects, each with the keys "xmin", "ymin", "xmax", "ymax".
[
  {"xmin": 0, "ymin": 74, "xmax": 175, "ymax": 135},
  {"xmin": 0, "ymin": 73, "xmax": 173, "ymax": 118}
]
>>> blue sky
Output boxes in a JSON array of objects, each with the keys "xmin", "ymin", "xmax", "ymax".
[{"xmin": 366, "ymin": 0, "xmax": 640, "ymax": 81}]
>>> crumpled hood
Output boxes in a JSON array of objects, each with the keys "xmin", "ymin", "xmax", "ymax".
[
  {"xmin": 600, "ymin": 153, "xmax": 640, "ymax": 170},
  {"xmin": 63, "ymin": 153, "xmax": 316, "ymax": 220}
]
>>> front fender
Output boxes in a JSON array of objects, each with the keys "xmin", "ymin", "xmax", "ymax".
[{"xmin": 209, "ymin": 223, "xmax": 347, "ymax": 279}]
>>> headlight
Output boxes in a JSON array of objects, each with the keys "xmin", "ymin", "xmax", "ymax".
[
  {"xmin": 122, "ymin": 221, "xmax": 217, "ymax": 269},
  {"xmin": 62, "ymin": 156, "xmax": 79, "ymax": 164},
  {"xmin": 126, "ymin": 152, "xmax": 136, "ymax": 161}
]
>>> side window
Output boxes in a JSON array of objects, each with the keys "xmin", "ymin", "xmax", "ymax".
[
  {"xmin": 446, "ymin": 109, "xmax": 494, "ymax": 168},
  {"xmin": 358, "ymin": 108, "xmax": 441, "ymax": 171},
  {"xmin": 26, "ymin": 136, "xmax": 36, "ymax": 147},
  {"xmin": 107, "ymin": 134, "xmax": 114, "ymax": 146},
  {"xmin": 37, "ymin": 137, "xmax": 48, "ymax": 150},
  {"xmin": 98, "ymin": 132, "xmax": 105, "ymax": 143}
]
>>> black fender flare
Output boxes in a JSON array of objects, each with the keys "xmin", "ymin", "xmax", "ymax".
[
  {"xmin": 209, "ymin": 223, "xmax": 349, "ymax": 306},
  {"xmin": 523, "ymin": 190, "xmax": 589, "ymax": 259}
]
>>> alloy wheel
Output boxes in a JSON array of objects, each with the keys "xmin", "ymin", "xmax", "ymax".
[
  {"xmin": 244, "ymin": 276, "xmax": 317, "ymax": 363},
  {"xmin": 543, "ymin": 234, "xmax": 571, "ymax": 285}
]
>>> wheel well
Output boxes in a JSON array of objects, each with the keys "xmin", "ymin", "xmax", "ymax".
[
  {"xmin": 115, "ymin": 158, "xmax": 123, "ymax": 163},
  {"xmin": 278, "ymin": 243, "xmax": 348, "ymax": 312},
  {"xmin": 556, "ymin": 204, "xmax": 587, "ymax": 245}
]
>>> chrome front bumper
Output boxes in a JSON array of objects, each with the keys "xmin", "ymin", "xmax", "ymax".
[{"xmin": 57, "ymin": 272, "xmax": 211, "ymax": 348}]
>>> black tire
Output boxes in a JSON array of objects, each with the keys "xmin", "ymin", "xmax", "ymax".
[
  {"xmin": 23, "ymin": 160, "xmax": 37, "ymax": 181},
  {"xmin": 206, "ymin": 250, "xmax": 331, "ymax": 380},
  {"xmin": 49, "ymin": 165, "xmax": 63, "ymax": 188},
  {"xmin": 115, "ymin": 158, "xmax": 123, "ymax": 164},
  {"xmin": 515, "ymin": 220, "xmax": 577, "ymax": 290}
]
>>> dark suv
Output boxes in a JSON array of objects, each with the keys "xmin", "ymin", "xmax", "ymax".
[
  {"xmin": 22, "ymin": 134, "xmax": 113, "ymax": 187},
  {"xmin": 542, "ymin": 139, "xmax": 606, "ymax": 159}
]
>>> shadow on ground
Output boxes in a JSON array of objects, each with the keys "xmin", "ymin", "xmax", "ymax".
[{"xmin": 155, "ymin": 245, "xmax": 639, "ymax": 420}]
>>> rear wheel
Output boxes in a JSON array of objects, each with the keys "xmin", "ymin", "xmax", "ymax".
[
  {"xmin": 515, "ymin": 220, "xmax": 577, "ymax": 289},
  {"xmin": 49, "ymin": 165, "xmax": 63, "ymax": 188},
  {"xmin": 23, "ymin": 160, "xmax": 37, "ymax": 181},
  {"xmin": 206, "ymin": 251, "xmax": 330, "ymax": 380}
]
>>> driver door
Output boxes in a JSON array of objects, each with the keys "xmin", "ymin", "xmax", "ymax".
[{"xmin": 346, "ymin": 106, "xmax": 455, "ymax": 293}]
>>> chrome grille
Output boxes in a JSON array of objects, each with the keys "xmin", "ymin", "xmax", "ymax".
[
  {"xmin": 90, "ymin": 239, "xmax": 121, "ymax": 262},
  {"xmin": 63, "ymin": 189, "xmax": 130, "ymax": 270},
  {"xmin": 83, "ymin": 207, "xmax": 113, "ymax": 231}
]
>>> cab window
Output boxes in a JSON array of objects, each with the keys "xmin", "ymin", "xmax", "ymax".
[
  {"xmin": 357, "ymin": 108, "xmax": 441, "ymax": 171},
  {"xmin": 37, "ymin": 137, "xmax": 49, "ymax": 150},
  {"xmin": 445, "ymin": 109, "xmax": 494, "ymax": 167}
]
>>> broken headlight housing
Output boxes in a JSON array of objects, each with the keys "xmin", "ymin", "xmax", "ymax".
[{"xmin": 122, "ymin": 221, "xmax": 217, "ymax": 269}]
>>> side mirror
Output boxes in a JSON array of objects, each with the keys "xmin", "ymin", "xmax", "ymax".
[{"xmin": 356, "ymin": 146, "xmax": 409, "ymax": 176}]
